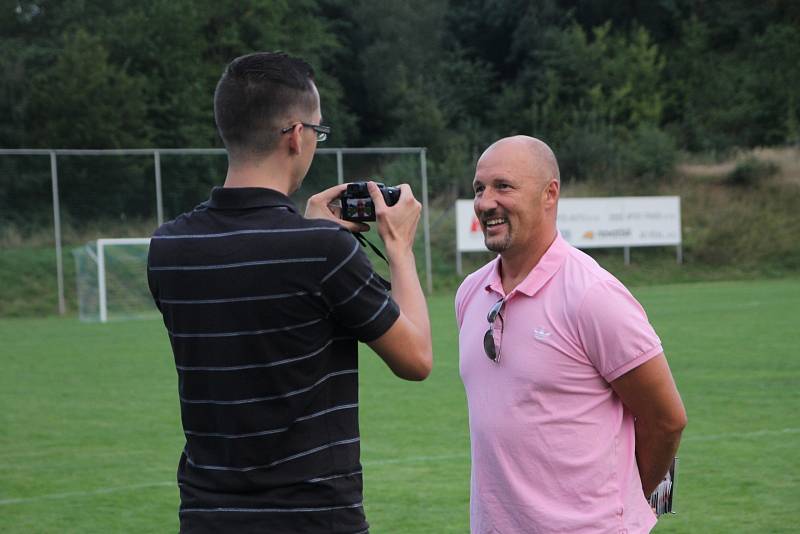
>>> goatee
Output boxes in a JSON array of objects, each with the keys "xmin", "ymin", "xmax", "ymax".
[{"xmin": 485, "ymin": 234, "xmax": 511, "ymax": 253}]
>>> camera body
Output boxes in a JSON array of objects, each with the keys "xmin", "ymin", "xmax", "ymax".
[{"xmin": 340, "ymin": 182, "xmax": 400, "ymax": 222}]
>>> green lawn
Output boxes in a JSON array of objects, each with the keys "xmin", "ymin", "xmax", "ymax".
[{"xmin": 1, "ymin": 279, "xmax": 799, "ymax": 533}]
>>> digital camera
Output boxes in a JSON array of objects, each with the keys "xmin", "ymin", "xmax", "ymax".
[{"xmin": 340, "ymin": 182, "xmax": 400, "ymax": 222}]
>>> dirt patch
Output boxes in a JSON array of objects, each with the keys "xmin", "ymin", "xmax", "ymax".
[{"xmin": 677, "ymin": 147, "xmax": 800, "ymax": 185}]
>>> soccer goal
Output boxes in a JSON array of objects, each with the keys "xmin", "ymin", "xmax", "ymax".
[{"xmin": 72, "ymin": 238, "xmax": 155, "ymax": 322}]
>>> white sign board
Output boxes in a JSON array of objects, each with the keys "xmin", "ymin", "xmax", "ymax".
[
  {"xmin": 455, "ymin": 199, "xmax": 487, "ymax": 252},
  {"xmin": 455, "ymin": 196, "xmax": 681, "ymax": 253},
  {"xmin": 557, "ymin": 196, "xmax": 681, "ymax": 248}
]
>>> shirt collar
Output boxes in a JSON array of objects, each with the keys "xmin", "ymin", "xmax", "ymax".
[
  {"xmin": 484, "ymin": 232, "xmax": 569, "ymax": 298},
  {"xmin": 205, "ymin": 186, "xmax": 298, "ymax": 213}
]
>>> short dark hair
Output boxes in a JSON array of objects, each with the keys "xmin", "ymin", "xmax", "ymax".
[{"xmin": 214, "ymin": 52, "xmax": 317, "ymax": 160}]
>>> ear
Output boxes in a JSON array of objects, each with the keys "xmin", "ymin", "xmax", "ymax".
[
  {"xmin": 543, "ymin": 179, "xmax": 560, "ymax": 209},
  {"xmin": 287, "ymin": 124, "xmax": 303, "ymax": 156}
]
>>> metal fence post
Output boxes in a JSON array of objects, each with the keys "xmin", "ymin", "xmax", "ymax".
[
  {"xmin": 50, "ymin": 151, "xmax": 66, "ymax": 315},
  {"xmin": 420, "ymin": 149, "xmax": 432, "ymax": 294},
  {"xmin": 336, "ymin": 150, "xmax": 344, "ymax": 185},
  {"xmin": 97, "ymin": 239, "xmax": 107, "ymax": 323}
]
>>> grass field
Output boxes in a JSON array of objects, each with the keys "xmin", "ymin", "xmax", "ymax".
[{"xmin": 1, "ymin": 278, "xmax": 799, "ymax": 533}]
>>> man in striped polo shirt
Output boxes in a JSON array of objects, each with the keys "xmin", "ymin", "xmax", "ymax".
[{"xmin": 147, "ymin": 52, "xmax": 432, "ymax": 534}]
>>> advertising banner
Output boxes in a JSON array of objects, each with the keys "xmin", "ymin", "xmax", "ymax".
[
  {"xmin": 557, "ymin": 196, "xmax": 681, "ymax": 248},
  {"xmin": 456, "ymin": 196, "xmax": 681, "ymax": 253},
  {"xmin": 455, "ymin": 199, "xmax": 488, "ymax": 252}
]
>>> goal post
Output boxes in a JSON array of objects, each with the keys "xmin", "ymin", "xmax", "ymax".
[
  {"xmin": 73, "ymin": 238, "xmax": 154, "ymax": 322},
  {"xmin": 97, "ymin": 238, "xmax": 152, "ymax": 322}
]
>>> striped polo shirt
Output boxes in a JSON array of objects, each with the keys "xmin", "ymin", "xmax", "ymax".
[{"xmin": 147, "ymin": 186, "xmax": 399, "ymax": 534}]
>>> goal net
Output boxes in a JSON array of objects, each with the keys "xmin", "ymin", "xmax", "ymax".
[{"xmin": 72, "ymin": 238, "xmax": 156, "ymax": 322}]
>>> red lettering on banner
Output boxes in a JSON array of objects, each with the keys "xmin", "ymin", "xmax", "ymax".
[{"xmin": 470, "ymin": 217, "xmax": 480, "ymax": 233}]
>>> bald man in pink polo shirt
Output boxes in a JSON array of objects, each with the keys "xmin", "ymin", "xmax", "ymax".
[{"xmin": 456, "ymin": 136, "xmax": 687, "ymax": 533}]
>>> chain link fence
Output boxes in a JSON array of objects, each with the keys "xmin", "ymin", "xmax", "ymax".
[{"xmin": 1, "ymin": 148, "xmax": 472, "ymax": 318}]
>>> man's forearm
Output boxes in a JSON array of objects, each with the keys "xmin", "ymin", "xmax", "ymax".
[
  {"xmin": 635, "ymin": 420, "xmax": 683, "ymax": 497},
  {"xmin": 386, "ymin": 245, "xmax": 431, "ymax": 347},
  {"xmin": 611, "ymin": 354, "xmax": 687, "ymax": 498}
]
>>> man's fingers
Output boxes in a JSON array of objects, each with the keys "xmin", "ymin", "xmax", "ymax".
[
  {"xmin": 305, "ymin": 183, "xmax": 350, "ymax": 220},
  {"xmin": 367, "ymin": 181, "xmax": 388, "ymax": 211},
  {"xmin": 397, "ymin": 184, "xmax": 416, "ymax": 205},
  {"xmin": 311, "ymin": 183, "xmax": 348, "ymax": 205}
]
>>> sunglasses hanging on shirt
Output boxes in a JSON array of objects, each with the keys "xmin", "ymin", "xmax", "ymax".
[{"xmin": 483, "ymin": 298, "xmax": 505, "ymax": 362}]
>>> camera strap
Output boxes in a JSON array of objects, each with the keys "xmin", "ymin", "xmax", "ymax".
[{"xmin": 352, "ymin": 232, "xmax": 392, "ymax": 291}]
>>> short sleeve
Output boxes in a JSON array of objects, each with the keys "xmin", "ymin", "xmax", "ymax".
[
  {"xmin": 576, "ymin": 279, "xmax": 663, "ymax": 382},
  {"xmin": 455, "ymin": 263, "xmax": 492, "ymax": 329},
  {"xmin": 146, "ymin": 233, "xmax": 161, "ymax": 311},
  {"xmin": 455, "ymin": 281, "xmax": 467, "ymax": 328},
  {"xmin": 320, "ymin": 228, "xmax": 400, "ymax": 342}
]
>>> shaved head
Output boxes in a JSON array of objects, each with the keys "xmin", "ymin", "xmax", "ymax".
[{"xmin": 479, "ymin": 135, "xmax": 560, "ymax": 187}]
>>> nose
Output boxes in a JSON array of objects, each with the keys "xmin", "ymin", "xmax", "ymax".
[{"xmin": 474, "ymin": 189, "xmax": 498, "ymax": 216}]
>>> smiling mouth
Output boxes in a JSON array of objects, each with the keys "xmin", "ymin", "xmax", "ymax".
[{"xmin": 483, "ymin": 217, "xmax": 507, "ymax": 229}]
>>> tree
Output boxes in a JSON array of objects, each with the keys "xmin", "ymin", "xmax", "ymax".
[
  {"xmin": 27, "ymin": 28, "xmax": 151, "ymax": 148},
  {"xmin": 753, "ymin": 23, "xmax": 800, "ymax": 144}
]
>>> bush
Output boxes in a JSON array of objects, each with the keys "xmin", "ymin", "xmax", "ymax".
[
  {"xmin": 725, "ymin": 157, "xmax": 779, "ymax": 187},
  {"xmin": 557, "ymin": 127, "xmax": 621, "ymax": 181},
  {"xmin": 622, "ymin": 125, "xmax": 678, "ymax": 178}
]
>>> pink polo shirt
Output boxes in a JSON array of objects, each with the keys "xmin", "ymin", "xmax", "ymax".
[{"xmin": 456, "ymin": 234, "xmax": 662, "ymax": 534}]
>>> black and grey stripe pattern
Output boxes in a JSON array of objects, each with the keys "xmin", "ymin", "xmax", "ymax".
[{"xmin": 147, "ymin": 187, "xmax": 397, "ymax": 534}]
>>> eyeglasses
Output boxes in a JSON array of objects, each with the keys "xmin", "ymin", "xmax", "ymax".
[
  {"xmin": 280, "ymin": 122, "xmax": 331, "ymax": 142},
  {"xmin": 483, "ymin": 298, "xmax": 505, "ymax": 362}
]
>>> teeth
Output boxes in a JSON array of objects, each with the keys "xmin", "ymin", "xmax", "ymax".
[{"xmin": 485, "ymin": 218, "xmax": 506, "ymax": 227}]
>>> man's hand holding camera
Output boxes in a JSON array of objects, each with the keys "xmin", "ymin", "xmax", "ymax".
[
  {"xmin": 304, "ymin": 183, "xmax": 370, "ymax": 233},
  {"xmin": 367, "ymin": 181, "xmax": 421, "ymax": 257},
  {"xmin": 305, "ymin": 181, "xmax": 421, "ymax": 257}
]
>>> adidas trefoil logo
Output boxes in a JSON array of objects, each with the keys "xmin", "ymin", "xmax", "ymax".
[{"xmin": 533, "ymin": 327, "xmax": 551, "ymax": 340}]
